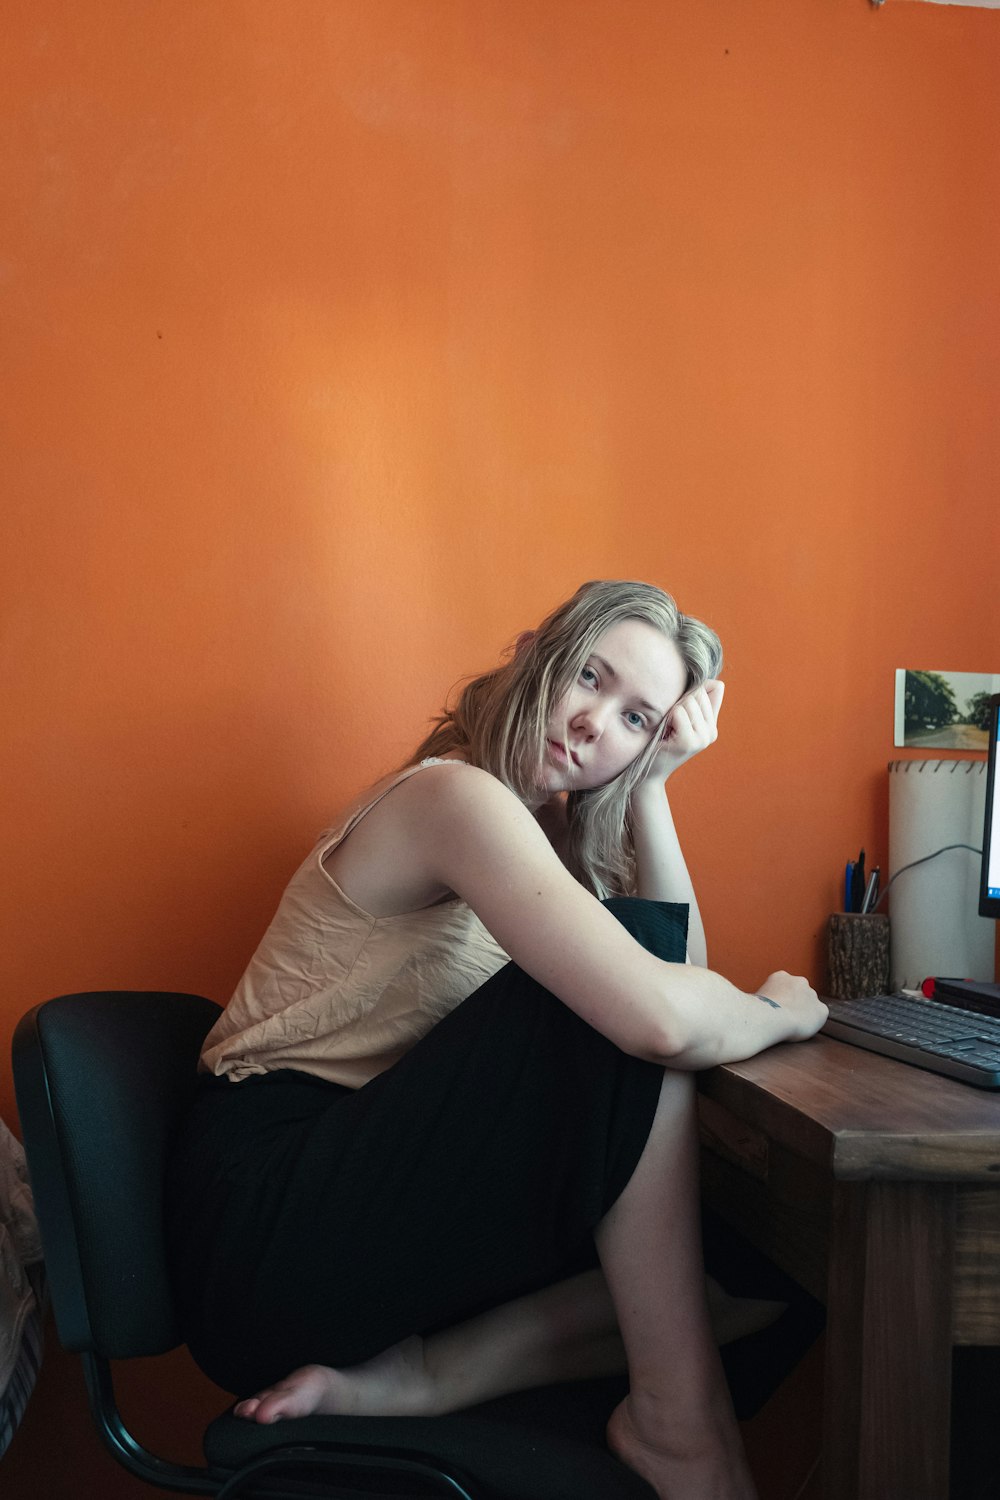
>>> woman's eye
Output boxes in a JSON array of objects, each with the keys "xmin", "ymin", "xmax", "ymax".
[
  {"xmin": 626, "ymin": 711, "xmax": 646, "ymax": 729},
  {"xmin": 580, "ymin": 666, "xmax": 598, "ymax": 686}
]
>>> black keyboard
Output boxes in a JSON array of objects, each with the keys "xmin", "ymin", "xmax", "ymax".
[{"xmin": 823, "ymin": 993, "xmax": 1000, "ymax": 1089}]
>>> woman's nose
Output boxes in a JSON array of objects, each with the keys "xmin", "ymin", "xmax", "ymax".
[{"xmin": 573, "ymin": 703, "xmax": 606, "ymax": 739}]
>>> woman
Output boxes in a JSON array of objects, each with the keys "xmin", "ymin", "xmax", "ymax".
[{"xmin": 167, "ymin": 579, "xmax": 827, "ymax": 1500}]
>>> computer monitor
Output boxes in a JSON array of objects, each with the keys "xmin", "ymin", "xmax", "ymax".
[{"xmin": 980, "ymin": 692, "xmax": 1000, "ymax": 919}]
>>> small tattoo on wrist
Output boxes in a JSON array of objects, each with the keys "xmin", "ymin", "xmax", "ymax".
[{"xmin": 755, "ymin": 992, "xmax": 781, "ymax": 1010}]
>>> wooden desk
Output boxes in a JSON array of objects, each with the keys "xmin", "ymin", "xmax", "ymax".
[{"xmin": 698, "ymin": 1033, "xmax": 1000, "ymax": 1500}]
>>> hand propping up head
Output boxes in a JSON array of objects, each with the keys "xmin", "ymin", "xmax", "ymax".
[{"xmin": 652, "ymin": 679, "xmax": 725, "ymax": 781}]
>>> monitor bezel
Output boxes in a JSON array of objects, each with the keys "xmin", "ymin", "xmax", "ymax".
[{"xmin": 979, "ymin": 692, "xmax": 1000, "ymax": 919}]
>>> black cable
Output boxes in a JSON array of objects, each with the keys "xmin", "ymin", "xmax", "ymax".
[{"xmin": 871, "ymin": 843, "xmax": 983, "ymax": 912}]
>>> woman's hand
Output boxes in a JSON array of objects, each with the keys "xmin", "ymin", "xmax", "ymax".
[
  {"xmin": 754, "ymin": 971, "xmax": 828, "ymax": 1040},
  {"xmin": 650, "ymin": 678, "xmax": 725, "ymax": 782}
]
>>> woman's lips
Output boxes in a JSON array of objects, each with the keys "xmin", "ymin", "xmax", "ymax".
[{"xmin": 547, "ymin": 740, "xmax": 580, "ymax": 767}]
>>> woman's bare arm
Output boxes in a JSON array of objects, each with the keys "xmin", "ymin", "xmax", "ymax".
[
  {"xmin": 629, "ymin": 679, "xmax": 726, "ymax": 966},
  {"xmin": 394, "ymin": 764, "xmax": 825, "ymax": 1071},
  {"xmin": 630, "ymin": 781, "xmax": 707, "ymax": 965}
]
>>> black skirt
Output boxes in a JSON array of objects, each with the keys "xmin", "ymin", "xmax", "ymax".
[{"xmin": 166, "ymin": 897, "xmax": 688, "ymax": 1396}]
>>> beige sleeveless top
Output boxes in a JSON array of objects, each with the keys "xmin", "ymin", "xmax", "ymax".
[{"xmin": 199, "ymin": 760, "xmax": 509, "ymax": 1088}]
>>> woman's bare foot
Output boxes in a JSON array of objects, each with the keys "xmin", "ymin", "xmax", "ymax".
[
  {"xmin": 607, "ymin": 1394, "xmax": 757, "ymax": 1500},
  {"xmin": 233, "ymin": 1335, "xmax": 433, "ymax": 1423}
]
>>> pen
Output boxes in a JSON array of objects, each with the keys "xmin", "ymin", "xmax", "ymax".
[
  {"xmin": 854, "ymin": 850, "xmax": 865, "ymax": 912},
  {"xmin": 860, "ymin": 868, "xmax": 879, "ymax": 915}
]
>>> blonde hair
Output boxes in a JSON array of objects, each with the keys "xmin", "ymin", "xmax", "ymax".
[{"xmin": 409, "ymin": 580, "xmax": 722, "ymax": 898}]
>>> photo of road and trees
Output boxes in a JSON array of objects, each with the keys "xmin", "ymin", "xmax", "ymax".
[{"xmin": 898, "ymin": 669, "xmax": 998, "ymax": 749}]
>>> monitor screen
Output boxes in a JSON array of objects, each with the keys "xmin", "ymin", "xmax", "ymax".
[{"xmin": 980, "ymin": 693, "xmax": 1000, "ymax": 919}]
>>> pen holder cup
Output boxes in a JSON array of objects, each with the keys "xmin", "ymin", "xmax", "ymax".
[{"xmin": 826, "ymin": 913, "xmax": 890, "ymax": 1001}]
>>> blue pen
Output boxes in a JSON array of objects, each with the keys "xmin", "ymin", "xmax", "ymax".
[{"xmin": 845, "ymin": 860, "xmax": 855, "ymax": 913}]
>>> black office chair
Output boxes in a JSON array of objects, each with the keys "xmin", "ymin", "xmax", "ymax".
[{"xmin": 12, "ymin": 990, "xmax": 658, "ymax": 1500}]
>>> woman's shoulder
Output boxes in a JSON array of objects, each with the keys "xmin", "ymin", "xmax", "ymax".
[
  {"xmin": 320, "ymin": 758, "xmax": 533, "ymax": 919},
  {"xmin": 323, "ymin": 757, "xmax": 499, "ymax": 834},
  {"xmin": 377, "ymin": 759, "xmax": 534, "ymax": 845},
  {"xmin": 390, "ymin": 756, "xmax": 519, "ymax": 808},
  {"xmin": 402, "ymin": 764, "xmax": 570, "ymax": 863}
]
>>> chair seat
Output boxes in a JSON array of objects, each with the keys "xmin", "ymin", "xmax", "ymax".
[{"xmin": 204, "ymin": 1377, "xmax": 655, "ymax": 1499}]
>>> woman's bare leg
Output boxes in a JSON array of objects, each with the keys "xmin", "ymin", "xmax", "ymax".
[
  {"xmin": 234, "ymin": 1266, "xmax": 625, "ymax": 1423},
  {"xmin": 235, "ymin": 1257, "xmax": 781, "ymax": 1427},
  {"xmin": 238, "ymin": 1075, "xmax": 779, "ymax": 1480},
  {"xmin": 598, "ymin": 1069, "xmax": 757, "ymax": 1500}
]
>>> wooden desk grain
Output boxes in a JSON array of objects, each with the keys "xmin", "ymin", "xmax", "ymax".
[{"xmin": 698, "ymin": 1034, "xmax": 1000, "ymax": 1500}]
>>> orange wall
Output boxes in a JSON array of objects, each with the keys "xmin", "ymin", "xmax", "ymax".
[{"xmin": 2, "ymin": 2, "xmax": 999, "ymax": 1494}]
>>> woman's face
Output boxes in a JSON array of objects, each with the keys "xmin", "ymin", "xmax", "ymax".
[{"xmin": 541, "ymin": 619, "xmax": 688, "ymax": 795}]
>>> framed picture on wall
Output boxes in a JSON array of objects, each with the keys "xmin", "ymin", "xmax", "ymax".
[{"xmin": 894, "ymin": 669, "xmax": 1000, "ymax": 749}]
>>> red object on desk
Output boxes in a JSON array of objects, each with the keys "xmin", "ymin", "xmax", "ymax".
[{"xmin": 921, "ymin": 976, "xmax": 974, "ymax": 998}]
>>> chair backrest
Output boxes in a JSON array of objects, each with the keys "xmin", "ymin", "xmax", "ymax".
[{"xmin": 12, "ymin": 991, "xmax": 221, "ymax": 1360}]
